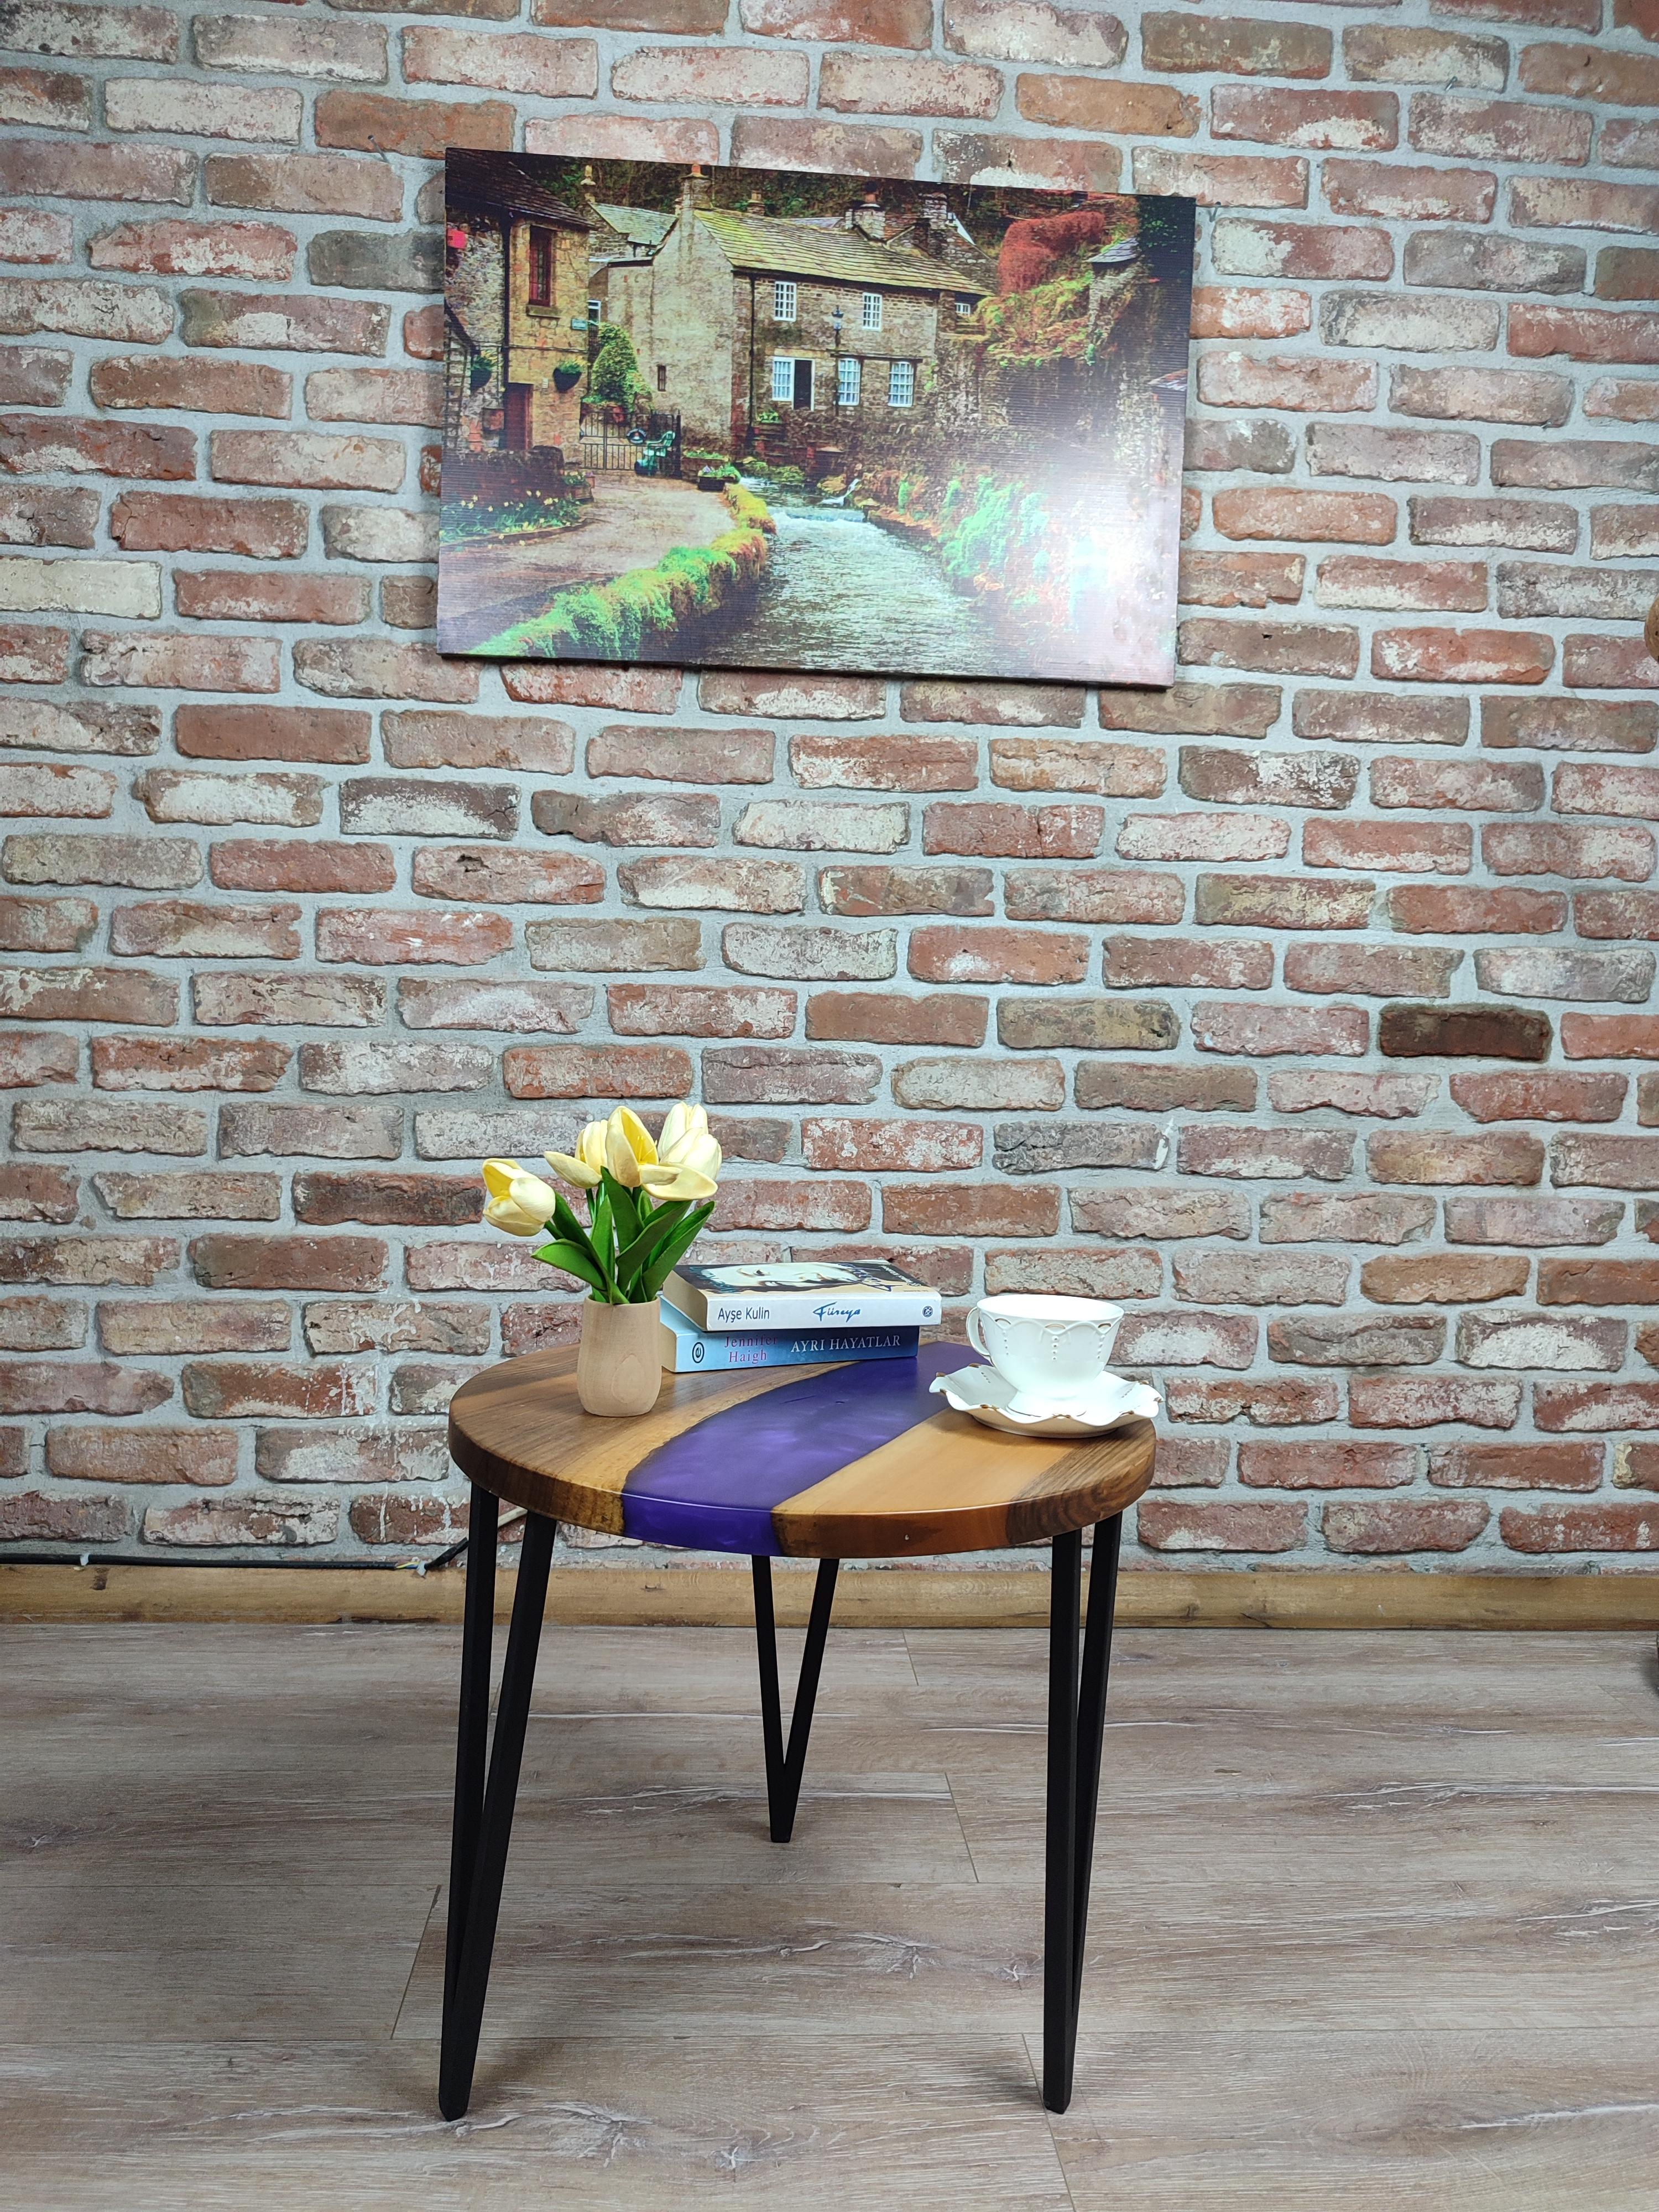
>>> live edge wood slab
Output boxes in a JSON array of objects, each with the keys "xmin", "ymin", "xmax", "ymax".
[{"xmin": 446, "ymin": 1343, "xmax": 1158, "ymax": 1561}]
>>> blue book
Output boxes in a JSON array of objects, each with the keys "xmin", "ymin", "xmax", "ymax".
[{"xmin": 659, "ymin": 1300, "xmax": 921, "ymax": 1374}]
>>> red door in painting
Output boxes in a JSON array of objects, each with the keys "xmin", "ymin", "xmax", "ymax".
[{"xmin": 503, "ymin": 385, "xmax": 532, "ymax": 451}]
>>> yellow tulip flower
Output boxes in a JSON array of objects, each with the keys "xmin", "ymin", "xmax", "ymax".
[
  {"xmin": 603, "ymin": 1104, "xmax": 658, "ymax": 1188},
  {"xmin": 659, "ymin": 1099, "xmax": 707, "ymax": 1156},
  {"xmin": 637, "ymin": 1160, "xmax": 718, "ymax": 1203},
  {"xmin": 482, "ymin": 1157, "xmax": 523, "ymax": 1201},
  {"xmin": 508, "ymin": 1169, "xmax": 559, "ymax": 1222},
  {"xmin": 660, "ymin": 1126, "xmax": 722, "ymax": 1182},
  {"xmin": 484, "ymin": 1193, "xmax": 548, "ymax": 1237}
]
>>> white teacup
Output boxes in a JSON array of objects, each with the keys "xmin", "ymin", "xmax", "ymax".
[{"xmin": 966, "ymin": 1293, "xmax": 1124, "ymax": 1411}]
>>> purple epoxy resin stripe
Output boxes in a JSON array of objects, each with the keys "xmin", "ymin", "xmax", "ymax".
[{"xmin": 620, "ymin": 1344, "xmax": 964, "ymax": 1555}]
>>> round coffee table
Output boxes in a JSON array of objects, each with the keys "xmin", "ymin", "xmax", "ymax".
[{"xmin": 440, "ymin": 1339, "xmax": 1157, "ymax": 2121}]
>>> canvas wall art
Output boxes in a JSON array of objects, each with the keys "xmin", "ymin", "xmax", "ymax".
[{"xmin": 437, "ymin": 153, "xmax": 1196, "ymax": 687}]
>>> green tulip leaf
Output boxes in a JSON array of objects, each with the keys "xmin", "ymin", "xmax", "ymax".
[{"xmin": 530, "ymin": 1240, "xmax": 607, "ymax": 1296}]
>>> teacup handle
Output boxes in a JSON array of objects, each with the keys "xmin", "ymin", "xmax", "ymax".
[{"xmin": 968, "ymin": 1305, "xmax": 991, "ymax": 1361}]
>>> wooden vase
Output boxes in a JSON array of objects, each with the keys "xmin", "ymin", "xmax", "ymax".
[{"xmin": 576, "ymin": 1297, "xmax": 663, "ymax": 1417}]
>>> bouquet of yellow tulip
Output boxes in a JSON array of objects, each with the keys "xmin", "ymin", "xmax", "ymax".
[{"xmin": 481, "ymin": 1100, "xmax": 721, "ymax": 1307}]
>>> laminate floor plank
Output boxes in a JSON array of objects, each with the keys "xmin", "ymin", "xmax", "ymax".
[
  {"xmin": 1049, "ymin": 2030, "xmax": 1659, "ymax": 2212},
  {"xmin": 2, "ymin": 2036, "xmax": 1076, "ymax": 2212},
  {"xmin": 3, "ymin": 1622, "xmax": 1657, "ymax": 2208}
]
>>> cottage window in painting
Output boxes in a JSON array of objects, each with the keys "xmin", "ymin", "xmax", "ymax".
[
  {"xmin": 438, "ymin": 152, "xmax": 1198, "ymax": 686},
  {"xmin": 527, "ymin": 227, "xmax": 554, "ymax": 308}
]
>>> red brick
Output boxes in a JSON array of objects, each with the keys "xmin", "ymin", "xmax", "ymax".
[
  {"xmin": 0, "ymin": 1032, "xmax": 78, "ymax": 1087},
  {"xmin": 792, "ymin": 733, "xmax": 977, "ymax": 791},
  {"xmin": 806, "ymin": 992, "xmax": 985, "ymax": 1047},
  {"xmin": 1117, "ymin": 813, "xmax": 1287, "ymax": 863},
  {"xmin": 701, "ymin": 1046, "xmax": 878, "ymax": 1105},
  {"xmin": 189, "ymin": 1233, "xmax": 386, "ymax": 1292},
  {"xmin": 1164, "ymin": 1376, "xmax": 1337, "ymax": 1425},
  {"xmin": 879, "ymin": 1182, "xmax": 1057, "ymax": 1240},
  {"xmin": 1138, "ymin": 1499, "xmax": 1305, "ymax": 1553},
  {"xmin": 313, "ymin": 88, "xmax": 512, "ymax": 157},
  {"xmin": 1103, "ymin": 939, "xmax": 1273, "ymax": 990},
  {"xmin": 1014, "ymin": 74, "xmax": 1197, "ymax": 136},
  {"xmin": 1325, "ymin": 1499, "xmax": 1489, "ymax": 1552},
  {"xmin": 1191, "ymin": 1000, "xmax": 1367, "ymax": 1058},
  {"xmin": 0, "ymin": 1491, "xmax": 130, "ymax": 1542},
  {"xmin": 1453, "ymin": 1071, "xmax": 1627, "ymax": 1125},
  {"xmin": 175, "ymin": 569, "xmax": 368, "ymax": 626},
  {"xmin": 1195, "ymin": 873, "xmax": 1373, "ymax": 928},
  {"xmin": 1371, "ymin": 755, "xmax": 1543, "ymax": 812},
  {"xmin": 1178, "ymin": 550, "xmax": 1306, "ymax": 609},
  {"xmin": 1389, "ymin": 884, "xmax": 1564, "ymax": 935},
  {"xmin": 291, "ymin": 1172, "xmax": 482, "ymax": 1229},
  {"xmin": 907, "ymin": 924, "xmax": 1089, "ymax": 985},
  {"xmin": 0, "ymin": 893, "xmax": 96, "ymax": 952},
  {"xmin": 621, "ymin": 857, "xmax": 804, "ymax": 912},
  {"xmin": 1099, "ymin": 682, "xmax": 1281, "ymax": 738},
  {"xmin": 1556, "ymin": 763, "xmax": 1659, "ymax": 821},
  {"xmin": 1181, "ymin": 746, "xmax": 1357, "ymax": 810},
  {"xmin": 533, "ymin": 790, "xmax": 717, "ymax": 848},
  {"xmin": 1411, "ymin": 92, "xmax": 1591, "ymax": 164},
  {"xmin": 1431, "ymin": 1441, "xmax": 1602, "ymax": 1491},
  {"xmin": 1174, "ymin": 1247, "xmax": 1349, "ymax": 1307},
  {"xmin": 0, "ymin": 1233, "xmax": 178, "ymax": 1286},
  {"xmin": 1198, "ymin": 352, "xmax": 1375, "ymax": 412},
  {"xmin": 0, "ymin": 1163, "xmax": 78, "ymax": 1223},
  {"xmin": 0, "ymin": 965, "xmax": 176, "ymax": 1026},
  {"xmin": 314, "ymin": 908, "xmax": 511, "ymax": 966},
  {"xmin": 1178, "ymin": 1124, "xmax": 1352, "ymax": 1180},
  {"xmin": 921, "ymin": 802, "xmax": 1102, "ymax": 859},
  {"xmin": 45, "ymin": 1428, "xmax": 238, "ymax": 1488},
  {"xmin": 1316, "ymin": 555, "xmax": 1488, "ymax": 614},
  {"xmin": 1350, "ymin": 1374, "xmax": 1521, "ymax": 1429},
  {"xmin": 1133, "ymin": 148, "xmax": 1309, "ymax": 207},
  {"xmin": 1361, "ymin": 1251, "xmax": 1529, "ymax": 1305},
  {"xmin": 1178, "ymin": 618, "xmax": 1361, "ymax": 679},
  {"xmin": 802, "ymin": 1117, "xmax": 981, "ymax": 1172},
  {"xmin": 410, "ymin": 847, "xmax": 602, "ymax": 906},
  {"xmin": 83, "ymin": 632, "xmax": 278, "ymax": 693},
  {"xmin": 502, "ymin": 1044, "xmax": 692, "ymax": 1099},
  {"xmin": 1303, "ymin": 818, "xmax": 1471, "ymax": 875},
  {"xmin": 1369, "ymin": 1130, "xmax": 1544, "ymax": 1186},
  {"xmin": 1371, "ymin": 627, "xmax": 1552, "ymax": 685},
  {"xmin": 297, "ymin": 1040, "xmax": 490, "ymax": 1094},
  {"xmin": 1190, "ymin": 286, "xmax": 1311, "ymax": 341},
  {"xmin": 1323, "ymin": 157, "xmax": 1495, "ymax": 222},
  {"xmin": 1501, "ymin": 1503, "xmax": 1659, "ymax": 1553},
  {"xmin": 0, "ymin": 1359, "xmax": 171, "ymax": 1416},
  {"xmin": 1239, "ymin": 1441, "xmax": 1417, "ymax": 1489},
  {"xmin": 1579, "ymin": 894, "xmax": 1659, "ymax": 945},
  {"xmin": 86, "ymin": 1037, "xmax": 284, "ymax": 1095},
  {"xmin": 1215, "ymin": 87, "xmax": 1399, "ymax": 152},
  {"xmin": 0, "ymin": 411, "xmax": 194, "ymax": 481},
  {"xmin": 205, "ymin": 840, "xmax": 392, "ymax": 897},
  {"xmin": 988, "ymin": 738, "xmax": 1165, "ymax": 796},
  {"xmin": 604, "ymin": 983, "xmax": 791, "ymax": 1039},
  {"xmin": 716, "ymin": 1177, "xmax": 872, "ymax": 1232},
  {"xmin": 108, "ymin": 492, "xmax": 304, "ymax": 559}
]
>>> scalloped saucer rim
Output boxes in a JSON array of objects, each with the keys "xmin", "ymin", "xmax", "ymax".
[{"xmin": 930, "ymin": 1364, "xmax": 1161, "ymax": 1438}]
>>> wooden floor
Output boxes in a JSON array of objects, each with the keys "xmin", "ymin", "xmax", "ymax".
[{"xmin": 4, "ymin": 1620, "xmax": 1658, "ymax": 2210}]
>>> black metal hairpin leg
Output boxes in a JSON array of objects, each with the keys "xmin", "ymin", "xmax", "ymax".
[
  {"xmin": 1042, "ymin": 1514, "xmax": 1123, "ymax": 2115},
  {"xmin": 439, "ymin": 1496, "xmax": 556, "ymax": 2122},
  {"xmin": 750, "ymin": 1554, "xmax": 839, "ymax": 1844}
]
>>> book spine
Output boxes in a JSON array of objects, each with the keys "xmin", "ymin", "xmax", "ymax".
[
  {"xmin": 660, "ymin": 1321, "xmax": 920, "ymax": 1373},
  {"xmin": 665, "ymin": 1288, "xmax": 940, "ymax": 1332}
]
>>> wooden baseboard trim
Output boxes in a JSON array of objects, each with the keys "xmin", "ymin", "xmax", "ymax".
[{"xmin": 2, "ymin": 1562, "xmax": 1656, "ymax": 1630}]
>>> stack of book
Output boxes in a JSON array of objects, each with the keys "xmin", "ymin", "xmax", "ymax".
[{"xmin": 659, "ymin": 1261, "xmax": 942, "ymax": 1373}]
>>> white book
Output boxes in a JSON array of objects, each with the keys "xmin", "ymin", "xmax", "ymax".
[{"xmin": 662, "ymin": 1259, "xmax": 942, "ymax": 1334}]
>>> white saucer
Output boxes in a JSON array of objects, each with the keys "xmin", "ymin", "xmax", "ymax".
[{"xmin": 930, "ymin": 1365, "xmax": 1161, "ymax": 1438}]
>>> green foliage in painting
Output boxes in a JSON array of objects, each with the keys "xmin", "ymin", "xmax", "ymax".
[{"xmin": 587, "ymin": 321, "xmax": 645, "ymax": 407}]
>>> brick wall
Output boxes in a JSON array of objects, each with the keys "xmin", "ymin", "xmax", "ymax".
[{"xmin": 2, "ymin": 0, "xmax": 1657, "ymax": 1573}]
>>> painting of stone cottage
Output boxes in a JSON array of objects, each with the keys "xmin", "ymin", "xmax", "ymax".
[{"xmin": 437, "ymin": 152, "xmax": 1196, "ymax": 687}]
